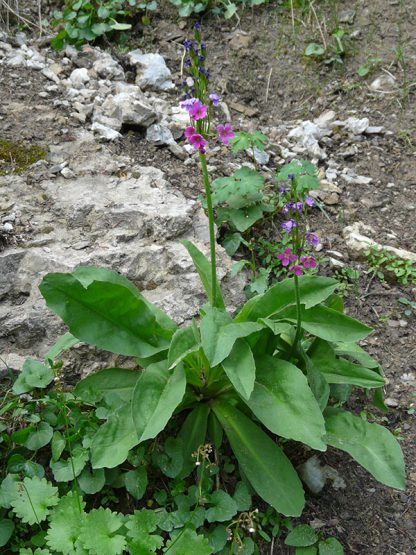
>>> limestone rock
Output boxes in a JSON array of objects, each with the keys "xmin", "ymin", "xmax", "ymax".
[{"xmin": 128, "ymin": 49, "xmax": 174, "ymax": 91}]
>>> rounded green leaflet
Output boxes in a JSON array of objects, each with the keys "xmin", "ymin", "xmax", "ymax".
[{"xmin": 285, "ymin": 525, "xmax": 318, "ymax": 547}]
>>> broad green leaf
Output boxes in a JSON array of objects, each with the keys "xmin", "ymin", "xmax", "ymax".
[
  {"xmin": 125, "ymin": 509, "xmax": 164, "ymax": 553},
  {"xmin": 46, "ymin": 492, "xmax": 86, "ymax": 554},
  {"xmin": 207, "ymin": 412, "xmax": 223, "ymax": 449},
  {"xmin": 213, "ymin": 401, "xmax": 305, "ymax": 516},
  {"xmin": 132, "ymin": 361, "xmax": 186, "ymax": 443},
  {"xmin": 177, "ymin": 404, "xmax": 210, "ymax": 478},
  {"xmin": 74, "ymin": 368, "xmax": 140, "ymax": 404},
  {"xmin": 0, "ymin": 519, "xmax": 14, "ymax": 547},
  {"xmin": 0, "ymin": 474, "xmax": 20, "ymax": 508},
  {"xmin": 51, "ymin": 431, "xmax": 66, "ymax": 462},
  {"xmin": 305, "ymin": 358, "xmax": 330, "ymax": 411},
  {"xmin": 124, "ymin": 467, "xmax": 148, "ymax": 500},
  {"xmin": 222, "ymin": 339, "xmax": 256, "ymax": 400},
  {"xmin": 296, "ymin": 548, "xmax": 318, "ymax": 555},
  {"xmin": 200, "ymin": 307, "xmax": 232, "ymax": 362},
  {"xmin": 10, "ymin": 477, "xmax": 59, "ymax": 524},
  {"xmin": 235, "ymin": 276, "xmax": 338, "ymax": 322},
  {"xmin": 13, "ymin": 358, "xmax": 54, "ymax": 394},
  {"xmin": 217, "ymin": 205, "xmax": 264, "ymax": 232},
  {"xmin": 153, "ymin": 437, "xmax": 183, "ymax": 478},
  {"xmin": 244, "ymin": 356, "xmax": 326, "ymax": 450},
  {"xmin": 325, "ymin": 409, "xmax": 405, "ymax": 490},
  {"xmin": 168, "ymin": 325, "xmax": 200, "ymax": 369},
  {"xmin": 206, "ymin": 525, "xmax": 228, "ymax": 552},
  {"xmin": 309, "ymin": 340, "xmax": 384, "ymax": 389},
  {"xmin": 319, "ymin": 537, "xmax": 344, "ymax": 555},
  {"xmin": 211, "ymin": 167, "xmax": 264, "ymax": 209},
  {"xmin": 44, "ymin": 332, "xmax": 79, "ymax": 362},
  {"xmin": 277, "ymin": 160, "xmax": 320, "ymax": 191},
  {"xmin": 206, "ymin": 490, "xmax": 237, "ymax": 522},
  {"xmin": 277, "ymin": 305, "xmax": 372, "ymax": 343},
  {"xmin": 305, "ymin": 42, "xmax": 325, "ymax": 56},
  {"xmin": 24, "ymin": 422, "xmax": 53, "ymax": 451},
  {"xmin": 181, "ymin": 240, "xmax": 225, "ymax": 309},
  {"xmin": 78, "ymin": 508, "xmax": 126, "ymax": 555},
  {"xmin": 333, "ymin": 342, "xmax": 380, "ymax": 369},
  {"xmin": 163, "ymin": 528, "xmax": 213, "ymax": 554},
  {"xmin": 258, "ymin": 319, "xmax": 292, "ymax": 336},
  {"xmin": 110, "ymin": 21, "xmax": 132, "ymax": 30},
  {"xmin": 78, "ymin": 467, "xmax": 105, "ymax": 494},
  {"xmin": 50, "ymin": 447, "xmax": 88, "ymax": 482},
  {"xmin": 285, "ymin": 525, "xmax": 318, "ymax": 547},
  {"xmin": 233, "ymin": 482, "xmax": 251, "ymax": 511},
  {"xmin": 222, "ymin": 232, "xmax": 242, "ymax": 256},
  {"xmin": 40, "ymin": 273, "xmax": 171, "ymax": 358},
  {"xmin": 91, "ymin": 404, "xmax": 138, "ymax": 469}
]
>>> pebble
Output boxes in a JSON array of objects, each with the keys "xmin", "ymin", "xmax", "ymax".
[
  {"xmin": 385, "ymin": 398, "xmax": 399, "ymax": 408},
  {"xmin": 3, "ymin": 222, "xmax": 13, "ymax": 232}
]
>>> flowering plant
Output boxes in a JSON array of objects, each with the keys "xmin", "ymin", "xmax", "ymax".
[{"xmin": 35, "ymin": 25, "xmax": 405, "ymax": 527}]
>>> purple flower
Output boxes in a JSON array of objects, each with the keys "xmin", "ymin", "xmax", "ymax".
[
  {"xmin": 305, "ymin": 196, "xmax": 315, "ymax": 207},
  {"xmin": 300, "ymin": 255, "xmax": 317, "ymax": 269},
  {"xmin": 184, "ymin": 126, "xmax": 196, "ymax": 139},
  {"xmin": 279, "ymin": 186, "xmax": 289, "ymax": 194},
  {"xmin": 180, "ymin": 97, "xmax": 198, "ymax": 112},
  {"xmin": 288, "ymin": 173, "xmax": 295, "ymax": 180},
  {"xmin": 296, "ymin": 201, "xmax": 303, "ymax": 211},
  {"xmin": 277, "ymin": 248, "xmax": 297, "ymax": 267},
  {"xmin": 185, "ymin": 58, "xmax": 191, "ymax": 67},
  {"xmin": 289, "ymin": 264, "xmax": 303, "ymax": 276},
  {"xmin": 189, "ymin": 133, "xmax": 207, "ymax": 152},
  {"xmin": 281, "ymin": 219, "xmax": 296, "ymax": 233},
  {"xmin": 183, "ymin": 39, "xmax": 194, "ymax": 51},
  {"xmin": 218, "ymin": 123, "xmax": 235, "ymax": 145},
  {"xmin": 189, "ymin": 100, "xmax": 208, "ymax": 120},
  {"xmin": 209, "ymin": 92, "xmax": 220, "ymax": 106},
  {"xmin": 199, "ymin": 55, "xmax": 205, "ymax": 62},
  {"xmin": 195, "ymin": 23, "xmax": 201, "ymax": 31},
  {"xmin": 306, "ymin": 232, "xmax": 319, "ymax": 246}
]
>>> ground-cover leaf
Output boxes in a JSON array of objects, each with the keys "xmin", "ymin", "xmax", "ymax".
[
  {"xmin": 46, "ymin": 492, "xmax": 86, "ymax": 554},
  {"xmin": 78, "ymin": 508, "xmax": 126, "ymax": 555},
  {"xmin": 125, "ymin": 509, "xmax": 164, "ymax": 554},
  {"xmin": 10, "ymin": 476, "xmax": 59, "ymax": 524},
  {"xmin": 74, "ymin": 368, "xmax": 140, "ymax": 404},
  {"xmin": 177, "ymin": 404, "xmax": 209, "ymax": 478},
  {"xmin": 221, "ymin": 338, "xmax": 256, "ymax": 400},
  {"xmin": 212, "ymin": 400, "xmax": 305, "ymax": 516},
  {"xmin": 153, "ymin": 437, "xmax": 183, "ymax": 478},
  {"xmin": 13, "ymin": 358, "xmax": 54, "ymax": 394},
  {"xmin": 324, "ymin": 409, "xmax": 406, "ymax": 490},
  {"xmin": 91, "ymin": 404, "xmax": 138, "ymax": 469},
  {"xmin": 277, "ymin": 305, "xmax": 372, "ymax": 343},
  {"xmin": 163, "ymin": 528, "xmax": 213, "ymax": 554},
  {"xmin": 285, "ymin": 525, "xmax": 318, "ymax": 547},
  {"xmin": 0, "ymin": 519, "xmax": 14, "ymax": 547},
  {"xmin": 244, "ymin": 356, "xmax": 326, "ymax": 450},
  {"xmin": 318, "ymin": 537, "xmax": 344, "ymax": 554},
  {"xmin": 50, "ymin": 446, "xmax": 89, "ymax": 482},
  {"xmin": 51, "ymin": 431, "xmax": 66, "ymax": 462},
  {"xmin": 40, "ymin": 273, "xmax": 171, "ymax": 358},
  {"xmin": 78, "ymin": 467, "xmax": 105, "ymax": 494},
  {"xmin": 206, "ymin": 490, "xmax": 237, "ymax": 522},
  {"xmin": 210, "ymin": 166, "xmax": 264, "ymax": 209},
  {"xmin": 181, "ymin": 240, "xmax": 225, "ymax": 309},
  {"xmin": 124, "ymin": 467, "xmax": 148, "ymax": 500},
  {"xmin": 205, "ymin": 525, "xmax": 228, "ymax": 553},
  {"xmin": 235, "ymin": 276, "xmax": 338, "ymax": 322},
  {"xmin": 233, "ymin": 482, "xmax": 251, "ymax": 511},
  {"xmin": 132, "ymin": 361, "xmax": 186, "ymax": 443},
  {"xmin": 23, "ymin": 422, "xmax": 54, "ymax": 451},
  {"xmin": 168, "ymin": 324, "xmax": 200, "ymax": 369}
]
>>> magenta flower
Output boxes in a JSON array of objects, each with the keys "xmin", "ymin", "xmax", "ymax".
[
  {"xmin": 209, "ymin": 92, "xmax": 220, "ymax": 106},
  {"xmin": 181, "ymin": 97, "xmax": 198, "ymax": 111},
  {"xmin": 277, "ymin": 248, "xmax": 297, "ymax": 267},
  {"xmin": 217, "ymin": 123, "xmax": 235, "ymax": 145},
  {"xmin": 281, "ymin": 219, "xmax": 296, "ymax": 233},
  {"xmin": 289, "ymin": 264, "xmax": 303, "ymax": 277},
  {"xmin": 189, "ymin": 133, "xmax": 207, "ymax": 152},
  {"xmin": 300, "ymin": 255, "xmax": 317, "ymax": 269},
  {"xmin": 184, "ymin": 126, "xmax": 196, "ymax": 139},
  {"xmin": 189, "ymin": 100, "xmax": 208, "ymax": 120},
  {"xmin": 306, "ymin": 232, "xmax": 319, "ymax": 246}
]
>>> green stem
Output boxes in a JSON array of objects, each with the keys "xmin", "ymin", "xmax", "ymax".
[
  {"xmin": 199, "ymin": 152, "xmax": 218, "ymax": 307},
  {"xmin": 290, "ymin": 273, "xmax": 303, "ymax": 359}
]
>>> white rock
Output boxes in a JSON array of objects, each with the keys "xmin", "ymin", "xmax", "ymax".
[
  {"xmin": 69, "ymin": 67, "xmax": 90, "ymax": 89},
  {"xmin": 92, "ymin": 56, "xmax": 125, "ymax": 81},
  {"xmin": 146, "ymin": 123, "xmax": 174, "ymax": 145},
  {"xmin": 41, "ymin": 67, "xmax": 60, "ymax": 84},
  {"xmin": 128, "ymin": 49, "xmax": 175, "ymax": 91},
  {"xmin": 370, "ymin": 74, "xmax": 396, "ymax": 91},
  {"xmin": 340, "ymin": 169, "xmax": 372, "ymax": 185},
  {"xmin": 91, "ymin": 122, "xmax": 122, "ymax": 140},
  {"xmin": 344, "ymin": 116, "xmax": 369, "ymax": 135},
  {"xmin": 3, "ymin": 222, "xmax": 13, "ymax": 232}
]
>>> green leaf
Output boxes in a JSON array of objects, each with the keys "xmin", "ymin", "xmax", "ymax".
[
  {"xmin": 235, "ymin": 276, "xmax": 338, "ymax": 322},
  {"xmin": 46, "ymin": 492, "xmax": 86, "ymax": 554},
  {"xmin": 244, "ymin": 356, "xmax": 326, "ymax": 450},
  {"xmin": 296, "ymin": 548, "xmax": 318, "ymax": 555},
  {"xmin": 74, "ymin": 368, "xmax": 140, "ymax": 404},
  {"xmin": 39, "ymin": 272, "xmax": 172, "ymax": 358},
  {"xmin": 132, "ymin": 361, "xmax": 186, "ymax": 443},
  {"xmin": 205, "ymin": 525, "xmax": 228, "ymax": 552},
  {"xmin": 78, "ymin": 467, "xmax": 106, "ymax": 494},
  {"xmin": 124, "ymin": 467, "xmax": 148, "ymax": 500},
  {"xmin": 222, "ymin": 338, "xmax": 256, "ymax": 400},
  {"xmin": 51, "ymin": 431, "xmax": 66, "ymax": 462},
  {"xmin": 91, "ymin": 22, "xmax": 111, "ymax": 35},
  {"xmin": 78, "ymin": 508, "xmax": 126, "ymax": 555},
  {"xmin": 13, "ymin": 358, "xmax": 54, "ymax": 394},
  {"xmin": 110, "ymin": 21, "xmax": 132, "ymax": 30},
  {"xmin": 10, "ymin": 477, "xmax": 59, "ymax": 524},
  {"xmin": 207, "ymin": 412, "xmax": 223, "ymax": 449},
  {"xmin": 212, "ymin": 401, "xmax": 305, "ymax": 516},
  {"xmin": 45, "ymin": 332, "xmax": 79, "ymax": 362},
  {"xmin": 153, "ymin": 437, "xmax": 183, "ymax": 478},
  {"xmin": 125, "ymin": 509, "xmax": 164, "ymax": 553},
  {"xmin": 168, "ymin": 325, "xmax": 200, "ymax": 369},
  {"xmin": 285, "ymin": 525, "xmax": 318, "ymax": 547},
  {"xmin": 211, "ymin": 167, "xmax": 264, "ymax": 209},
  {"xmin": 0, "ymin": 474, "xmax": 20, "ymax": 508},
  {"xmin": 325, "ymin": 409, "xmax": 405, "ymax": 490},
  {"xmin": 50, "ymin": 447, "xmax": 88, "ymax": 482},
  {"xmin": 222, "ymin": 232, "xmax": 242, "ymax": 256},
  {"xmin": 277, "ymin": 305, "xmax": 372, "ymax": 343},
  {"xmin": 97, "ymin": 6, "xmax": 110, "ymax": 18},
  {"xmin": 319, "ymin": 537, "xmax": 344, "ymax": 555},
  {"xmin": 91, "ymin": 404, "xmax": 138, "ymax": 469},
  {"xmin": 181, "ymin": 240, "xmax": 225, "ymax": 309},
  {"xmin": 216, "ymin": 204, "xmax": 264, "ymax": 232},
  {"xmin": 305, "ymin": 42, "xmax": 325, "ymax": 56},
  {"xmin": 233, "ymin": 482, "xmax": 251, "ymax": 511},
  {"xmin": 24, "ymin": 422, "xmax": 54, "ymax": 451},
  {"xmin": 0, "ymin": 519, "xmax": 14, "ymax": 547},
  {"xmin": 206, "ymin": 490, "xmax": 237, "ymax": 522},
  {"xmin": 163, "ymin": 528, "xmax": 213, "ymax": 554},
  {"xmin": 176, "ymin": 405, "xmax": 209, "ymax": 478}
]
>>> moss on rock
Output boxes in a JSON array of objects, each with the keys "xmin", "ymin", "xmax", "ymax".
[{"xmin": 0, "ymin": 140, "xmax": 47, "ymax": 175}]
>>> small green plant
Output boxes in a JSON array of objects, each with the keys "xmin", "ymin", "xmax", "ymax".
[
  {"xmin": 398, "ymin": 296, "xmax": 416, "ymax": 316},
  {"xmin": 357, "ymin": 56, "xmax": 383, "ymax": 77},
  {"xmin": 365, "ymin": 246, "xmax": 416, "ymax": 286},
  {"xmin": 285, "ymin": 524, "xmax": 344, "ymax": 554},
  {"xmin": 334, "ymin": 266, "xmax": 360, "ymax": 297},
  {"xmin": 305, "ymin": 27, "xmax": 347, "ymax": 65},
  {"xmin": 51, "ymin": 0, "xmax": 156, "ymax": 50}
]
